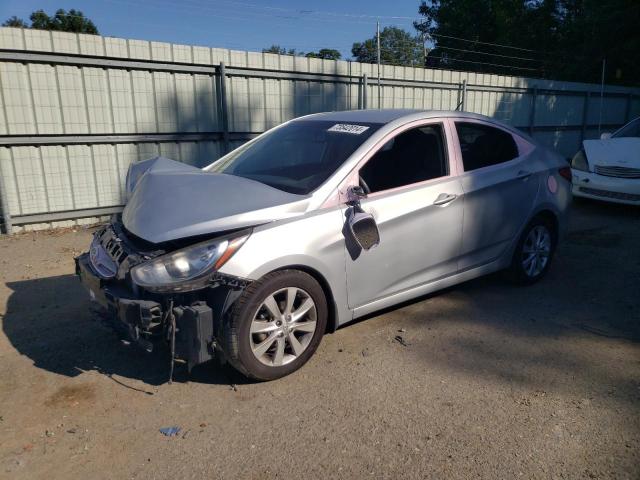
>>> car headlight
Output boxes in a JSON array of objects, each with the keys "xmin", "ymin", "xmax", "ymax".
[
  {"xmin": 571, "ymin": 149, "xmax": 589, "ymax": 172},
  {"xmin": 131, "ymin": 231, "xmax": 250, "ymax": 292}
]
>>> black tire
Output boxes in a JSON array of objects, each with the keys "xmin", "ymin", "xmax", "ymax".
[
  {"xmin": 223, "ymin": 269, "xmax": 327, "ymax": 381},
  {"xmin": 506, "ymin": 215, "xmax": 557, "ymax": 285}
]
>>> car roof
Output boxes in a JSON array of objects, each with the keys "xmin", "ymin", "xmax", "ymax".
[
  {"xmin": 296, "ymin": 108, "xmax": 534, "ymax": 144},
  {"xmin": 298, "ymin": 109, "xmax": 494, "ymax": 124}
]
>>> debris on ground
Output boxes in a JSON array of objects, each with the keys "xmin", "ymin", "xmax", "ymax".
[
  {"xmin": 361, "ymin": 348, "xmax": 370, "ymax": 357},
  {"xmin": 159, "ymin": 426, "xmax": 181, "ymax": 437},
  {"xmin": 229, "ymin": 384, "xmax": 238, "ymax": 392},
  {"xmin": 398, "ymin": 328, "xmax": 406, "ymax": 333},
  {"xmin": 394, "ymin": 335, "xmax": 409, "ymax": 347}
]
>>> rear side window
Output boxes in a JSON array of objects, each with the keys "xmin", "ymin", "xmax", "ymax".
[
  {"xmin": 455, "ymin": 122, "xmax": 519, "ymax": 171},
  {"xmin": 360, "ymin": 124, "xmax": 448, "ymax": 193}
]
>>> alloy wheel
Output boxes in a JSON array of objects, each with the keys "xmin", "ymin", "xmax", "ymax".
[
  {"xmin": 522, "ymin": 225, "xmax": 551, "ymax": 277},
  {"xmin": 249, "ymin": 287, "xmax": 318, "ymax": 367}
]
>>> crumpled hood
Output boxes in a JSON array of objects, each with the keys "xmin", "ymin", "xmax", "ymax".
[
  {"xmin": 583, "ymin": 138, "xmax": 640, "ymax": 168},
  {"xmin": 122, "ymin": 157, "xmax": 308, "ymax": 243}
]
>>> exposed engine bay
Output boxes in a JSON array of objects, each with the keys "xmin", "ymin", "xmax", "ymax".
[{"xmin": 76, "ymin": 217, "xmax": 251, "ymax": 380}]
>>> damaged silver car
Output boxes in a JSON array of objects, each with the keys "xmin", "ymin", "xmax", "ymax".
[{"xmin": 76, "ymin": 110, "xmax": 571, "ymax": 381}]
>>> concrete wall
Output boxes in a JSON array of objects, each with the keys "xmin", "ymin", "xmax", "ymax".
[{"xmin": 0, "ymin": 27, "xmax": 638, "ymax": 232}]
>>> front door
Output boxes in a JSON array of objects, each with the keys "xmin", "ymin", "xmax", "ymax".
[{"xmin": 343, "ymin": 122, "xmax": 464, "ymax": 311}]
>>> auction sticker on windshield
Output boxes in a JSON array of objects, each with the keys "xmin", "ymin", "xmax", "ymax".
[{"xmin": 328, "ymin": 124, "xmax": 370, "ymax": 134}]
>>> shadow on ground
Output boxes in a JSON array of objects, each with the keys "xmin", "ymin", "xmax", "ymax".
[{"xmin": 1, "ymin": 274, "xmax": 251, "ymax": 387}]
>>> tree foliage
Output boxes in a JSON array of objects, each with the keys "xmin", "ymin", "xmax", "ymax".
[
  {"xmin": 352, "ymin": 26, "xmax": 423, "ymax": 66},
  {"xmin": 2, "ymin": 16, "xmax": 28, "ymax": 28},
  {"xmin": 262, "ymin": 45, "xmax": 299, "ymax": 56},
  {"xmin": 415, "ymin": 0, "xmax": 640, "ymax": 85},
  {"xmin": 262, "ymin": 45, "xmax": 341, "ymax": 60},
  {"xmin": 305, "ymin": 49, "xmax": 341, "ymax": 60},
  {"xmin": 3, "ymin": 9, "xmax": 99, "ymax": 34}
]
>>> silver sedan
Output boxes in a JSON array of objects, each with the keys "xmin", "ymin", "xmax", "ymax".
[{"xmin": 77, "ymin": 109, "xmax": 572, "ymax": 381}]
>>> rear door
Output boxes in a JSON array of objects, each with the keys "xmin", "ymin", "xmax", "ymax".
[
  {"xmin": 342, "ymin": 121, "xmax": 464, "ymax": 311},
  {"xmin": 452, "ymin": 121, "xmax": 540, "ymax": 270}
]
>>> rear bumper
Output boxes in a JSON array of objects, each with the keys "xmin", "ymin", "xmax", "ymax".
[
  {"xmin": 75, "ymin": 253, "xmax": 216, "ymax": 369},
  {"xmin": 572, "ymin": 170, "xmax": 640, "ymax": 205}
]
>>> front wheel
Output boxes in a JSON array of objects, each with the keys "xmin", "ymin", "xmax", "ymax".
[
  {"xmin": 223, "ymin": 270, "xmax": 327, "ymax": 381},
  {"xmin": 506, "ymin": 216, "xmax": 557, "ymax": 284}
]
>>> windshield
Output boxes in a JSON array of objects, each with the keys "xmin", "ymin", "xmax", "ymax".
[
  {"xmin": 612, "ymin": 118, "xmax": 640, "ymax": 138},
  {"xmin": 208, "ymin": 120, "xmax": 382, "ymax": 194}
]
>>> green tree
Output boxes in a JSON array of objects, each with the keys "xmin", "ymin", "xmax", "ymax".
[
  {"xmin": 263, "ymin": 45, "xmax": 341, "ymax": 59},
  {"xmin": 3, "ymin": 9, "xmax": 99, "ymax": 34},
  {"xmin": 414, "ymin": 0, "xmax": 640, "ymax": 85},
  {"xmin": 305, "ymin": 48, "xmax": 342, "ymax": 60},
  {"xmin": 262, "ymin": 45, "xmax": 300, "ymax": 56},
  {"xmin": 2, "ymin": 16, "xmax": 28, "ymax": 28},
  {"xmin": 352, "ymin": 26, "xmax": 423, "ymax": 66}
]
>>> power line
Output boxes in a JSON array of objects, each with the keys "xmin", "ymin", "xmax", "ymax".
[
  {"xmin": 207, "ymin": 0, "xmax": 417, "ymax": 21},
  {"xmin": 352, "ymin": 34, "xmax": 540, "ymax": 64},
  {"xmin": 385, "ymin": 35, "xmax": 603, "ymax": 68},
  {"xmin": 5, "ymin": 0, "xmax": 579, "ymax": 64},
  {"xmin": 3, "ymin": 0, "xmax": 567, "ymax": 76},
  {"xmin": 139, "ymin": 0, "xmax": 413, "ymax": 27},
  {"xmin": 429, "ymin": 32, "xmax": 537, "ymax": 53},
  {"xmin": 101, "ymin": 0, "xmax": 371, "ymax": 42},
  {"xmin": 425, "ymin": 54, "xmax": 538, "ymax": 72},
  {"xmin": 202, "ymin": 0, "xmax": 553, "ymax": 59},
  {"xmin": 5, "ymin": 0, "xmax": 556, "ymax": 62},
  {"xmin": 434, "ymin": 44, "xmax": 539, "ymax": 63}
]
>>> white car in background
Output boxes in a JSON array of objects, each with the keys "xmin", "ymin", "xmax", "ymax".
[{"xmin": 571, "ymin": 117, "xmax": 640, "ymax": 205}]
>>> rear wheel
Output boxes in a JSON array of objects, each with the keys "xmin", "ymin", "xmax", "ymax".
[
  {"xmin": 223, "ymin": 270, "xmax": 327, "ymax": 381},
  {"xmin": 507, "ymin": 216, "xmax": 557, "ymax": 284}
]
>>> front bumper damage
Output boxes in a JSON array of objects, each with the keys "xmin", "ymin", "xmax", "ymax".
[{"xmin": 75, "ymin": 221, "xmax": 250, "ymax": 377}]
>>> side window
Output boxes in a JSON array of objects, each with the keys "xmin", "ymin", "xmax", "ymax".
[
  {"xmin": 359, "ymin": 124, "xmax": 448, "ymax": 194},
  {"xmin": 455, "ymin": 122, "xmax": 519, "ymax": 172}
]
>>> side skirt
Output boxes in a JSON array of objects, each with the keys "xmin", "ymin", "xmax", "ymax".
[{"xmin": 349, "ymin": 258, "xmax": 507, "ymax": 322}]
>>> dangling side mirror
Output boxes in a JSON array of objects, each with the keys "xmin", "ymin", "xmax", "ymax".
[
  {"xmin": 344, "ymin": 184, "xmax": 379, "ymax": 251},
  {"xmin": 348, "ymin": 209, "xmax": 380, "ymax": 251}
]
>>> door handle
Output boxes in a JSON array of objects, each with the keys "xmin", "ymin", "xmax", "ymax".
[
  {"xmin": 516, "ymin": 170, "xmax": 532, "ymax": 180},
  {"xmin": 433, "ymin": 193, "xmax": 457, "ymax": 206}
]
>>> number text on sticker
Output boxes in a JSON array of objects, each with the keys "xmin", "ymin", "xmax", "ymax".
[{"xmin": 328, "ymin": 124, "xmax": 370, "ymax": 135}]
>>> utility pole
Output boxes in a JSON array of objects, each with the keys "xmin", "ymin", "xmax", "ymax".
[
  {"xmin": 376, "ymin": 20, "xmax": 381, "ymax": 109},
  {"xmin": 419, "ymin": 20, "xmax": 428, "ymax": 68},
  {"xmin": 598, "ymin": 58, "xmax": 606, "ymax": 135},
  {"xmin": 422, "ymin": 32, "xmax": 427, "ymax": 67}
]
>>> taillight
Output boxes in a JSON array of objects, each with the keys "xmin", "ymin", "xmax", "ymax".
[{"xmin": 558, "ymin": 167, "xmax": 572, "ymax": 182}]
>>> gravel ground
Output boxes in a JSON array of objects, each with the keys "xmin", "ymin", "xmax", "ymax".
[{"xmin": 0, "ymin": 198, "xmax": 639, "ymax": 479}]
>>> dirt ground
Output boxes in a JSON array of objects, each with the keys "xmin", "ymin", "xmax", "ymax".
[{"xmin": 0, "ymin": 198, "xmax": 638, "ymax": 480}]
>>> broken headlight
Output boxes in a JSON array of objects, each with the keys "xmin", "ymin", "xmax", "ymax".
[{"xmin": 131, "ymin": 231, "xmax": 250, "ymax": 292}]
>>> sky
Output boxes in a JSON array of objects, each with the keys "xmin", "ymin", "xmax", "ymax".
[{"xmin": 0, "ymin": 0, "xmax": 423, "ymax": 59}]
